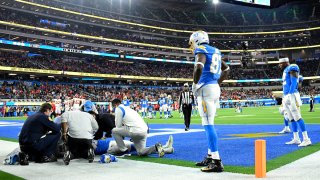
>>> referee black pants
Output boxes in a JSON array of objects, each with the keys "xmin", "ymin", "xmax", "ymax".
[
  {"xmin": 310, "ymin": 103, "xmax": 314, "ymax": 112},
  {"xmin": 182, "ymin": 104, "xmax": 192, "ymax": 128}
]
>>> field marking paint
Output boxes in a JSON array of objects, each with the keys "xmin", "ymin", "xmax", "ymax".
[
  {"xmin": 217, "ymin": 115, "xmax": 256, "ymax": 118},
  {"xmin": 148, "ymin": 128, "xmax": 204, "ymax": 137},
  {"xmin": 221, "ymin": 132, "xmax": 284, "ymax": 140},
  {"xmin": 0, "ymin": 121, "xmax": 24, "ymax": 127}
]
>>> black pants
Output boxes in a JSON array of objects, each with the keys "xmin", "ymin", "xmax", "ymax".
[
  {"xmin": 20, "ymin": 133, "xmax": 61, "ymax": 161},
  {"xmin": 182, "ymin": 104, "xmax": 192, "ymax": 128},
  {"xmin": 67, "ymin": 136, "xmax": 93, "ymax": 159},
  {"xmin": 310, "ymin": 103, "xmax": 314, "ymax": 112}
]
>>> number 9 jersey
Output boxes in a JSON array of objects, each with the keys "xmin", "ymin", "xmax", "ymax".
[{"xmin": 194, "ymin": 44, "xmax": 221, "ymax": 86}]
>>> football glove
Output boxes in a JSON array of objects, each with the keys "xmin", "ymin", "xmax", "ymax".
[{"xmin": 192, "ymin": 83, "xmax": 201, "ymax": 97}]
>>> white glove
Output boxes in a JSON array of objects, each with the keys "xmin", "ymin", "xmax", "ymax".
[
  {"xmin": 192, "ymin": 83, "xmax": 200, "ymax": 96},
  {"xmin": 294, "ymin": 92, "xmax": 302, "ymax": 107},
  {"xmin": 279, "ymin": 106, "xmax": 285, "ymax": 115}
]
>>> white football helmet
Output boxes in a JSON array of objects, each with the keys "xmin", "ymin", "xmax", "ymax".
[{"xmin": 189, "ymin": 30, "xmax": 209, "ymax": 52}]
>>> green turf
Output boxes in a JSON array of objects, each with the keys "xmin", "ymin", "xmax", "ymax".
[
  {"xmin": 0, "ymin": 137, "xmax": 18, "ymax": 143},
  {"xmin": 1, "ymin": 105, "xmax": 319, "ymax": 125},
  {"xmin": 0, "ymin": 170, "xmax": 24, "ymax": 180},
  {"xmin": 143, "ymin": 105, "xmax": 320, "ymax": 124},
  {"xmin": 0, "ymin": 105, "xmax": 319, "ymax": 176}
]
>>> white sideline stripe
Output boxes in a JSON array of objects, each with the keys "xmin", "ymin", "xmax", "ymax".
[
  {"xmin": 0, "ymin": 121, "xmax": 24, "ymax": 126},
  {"xmin": 148, "ymin": 128, "xmax": 204, "ymax": 137},
  {"xmin": 218, "ymin": 115, "xmax": 256, "ymax": 118},
  {"xmin": 1, "ymin": 140, "xmax": 320, "ymax": 179}
]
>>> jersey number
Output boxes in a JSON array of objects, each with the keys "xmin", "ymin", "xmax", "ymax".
[{"xmin": 210, "ymin": 53, "xmax": 221, "ymax": 74}]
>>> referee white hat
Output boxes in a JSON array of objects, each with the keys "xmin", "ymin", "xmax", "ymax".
[{"xmin": 279, "ymin": 57, "xmax": 289, "ymax": 63}]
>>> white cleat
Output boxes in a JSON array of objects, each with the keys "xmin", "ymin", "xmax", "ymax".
[
  {"xmin": 164, "ymin": 147, "xmax": 174, "ymax": 154},
  {"xmin": 285, "ymin": 139, "xmax": 301, "ymax": 145},
  {"xmin": 163, "ymin": 135, "xmax": 174, "ymax": 154},
  {"xmin": 298, "ymin": 138, "xmax": 312, "ymax": 147},
  {"xmin": 163, "ymin": 135, "xmax": 173, "ymax": 149},
  {"xmin": 279, "ymin": 128, "xmax": 291, "ymax": 134}
]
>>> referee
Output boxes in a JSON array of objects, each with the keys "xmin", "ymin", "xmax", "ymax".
[
  {"xmin": 310, "ymin": 96, "xmax": 315, "ymax": 112},
  {"xmin": 179, "ymin": 83, "xmax": 195, "ymax": 131}
]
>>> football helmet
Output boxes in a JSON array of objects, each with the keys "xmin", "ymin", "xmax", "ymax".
[{"xmin": 189, "ymin": 30, "xmax": 209, "ymax": 53}]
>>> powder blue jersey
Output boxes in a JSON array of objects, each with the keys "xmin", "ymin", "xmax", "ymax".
[
  {"xmin": 95, "ymin": 138, "xmax": 112, "ymax": 155},
  {"xmin": 122, "ymin": 100, "xmax": 130, "ymax": 107},
  {"xmin": 141, "ymin": 100, "xmax": 148, "ymax": 108},
  {"xmin": 194, "ymin": 44, "xmax": 222, "ymax": 86},
  {"xmin": 147, "ymin": 105, "xmax": 153, "ymax": 112},
  {"xmin": 282, "ymin": 64, "xmax": 299, "ymax": 96},
  {"xmin": 168, "ymin": 99, "xmax": 173, "ymax": 106},
  {"xmin": 159, "ymin": 97, "xmax": 167, "ymax": 106}
]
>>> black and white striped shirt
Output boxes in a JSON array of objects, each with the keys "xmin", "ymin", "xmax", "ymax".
[{"xmin": 179, "ymin": 91, "xmax": 195, "ymax": 107}]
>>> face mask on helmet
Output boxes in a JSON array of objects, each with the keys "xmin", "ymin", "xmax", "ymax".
[{"xmin": 189, "ymin": 31, "xmax": 209, "ymax": 53}]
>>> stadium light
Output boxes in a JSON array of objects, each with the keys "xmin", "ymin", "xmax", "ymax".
[{"xmin": 213, "ymin": 0, "xmax": 219, "ymax": 4}]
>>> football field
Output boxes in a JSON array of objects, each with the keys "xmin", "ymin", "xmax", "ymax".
[{"xmin": 0, "ymin": 105, "xmax": 319, "ymax": 179}]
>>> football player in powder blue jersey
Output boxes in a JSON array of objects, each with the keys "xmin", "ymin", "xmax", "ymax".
[{"xmin": 190, "ymin": 30, "xmax": 230, "ymax": 173}]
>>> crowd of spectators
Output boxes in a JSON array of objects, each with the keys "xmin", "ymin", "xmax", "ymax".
[
  {"xmin": 1, "ymin": 51, "xmax": 319, "ymax": 80},
  {"xmin": 0, "ymin": 51, "xmax": 192, "ymax": 78},
  {"xmin": 1, "ymin": 79, "xmax": 319, "ymax": 102}
]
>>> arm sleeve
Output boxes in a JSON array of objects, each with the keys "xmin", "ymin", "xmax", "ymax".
[
  {"xmin": 90, "ymin": 116, "xmax": 99, "ymax": 135},
  {"xmin": 114, "ymin": 108, "xmax": 124, "ymax": 128},
  {"xmin": 289, "ymin": 75, "xmax": 298, "ymax": 94},
  {"xmin": 179, "ymin": 92, "xmax": 182, "ymax": 107}
]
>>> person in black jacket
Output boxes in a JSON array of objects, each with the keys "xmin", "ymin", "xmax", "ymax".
[
  {"xmin": 19, "ymin": 103, "xmax": 61, "ymax": 164},
  {"xmin": 93, "ymin": 113, "xmax": 115, "ymax": 140},
  {"xmin": 79, "ymin": 101, "xmax": 115, "ymax": 139}
]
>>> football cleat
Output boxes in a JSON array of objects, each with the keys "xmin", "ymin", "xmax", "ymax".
[
  {"xmin": 88, "ymin": 148, "xmax": 95, "ymax": 163},
  {"xmin": 285, "ymin": 139, "xmax": 301, "ymax": 145},
  {"xmin": 18, "ymin": 152, "xmax": 29, "ymax": 166},
  {"xmin": 279, "ymin": 127, "xmax": 291, "ymax": 134},
  {"xmin": 195, "ymin": 156, "xmax": 211, "ymax": 166},
  {"xmin": 63, "ymin": 151, "xmax": 71, "ymax": 165},
  {"xmin": 163, "ymin": 135, "xmax": 173, "ymax": 149},
  {"xmin": 37, "ymin": 154, "xmax": 57, "ymax": 163},
  {"xmin": 155, "ymin": 143, "xmax": 165, "ymax": 158},
  {"xmin": 164, "ymin": 147, "xmax": 174, "ymax": 154},
  {"xmin": 201, "ymin": 159, "xmax": 224, "ymax": 173},
  {"xmin": 112, "ymin": 149, "xmax": 131, "ymax": 157},
  {"xmin": 298, "ymin": 138, "xmax": 312, "ymax": 147}
]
